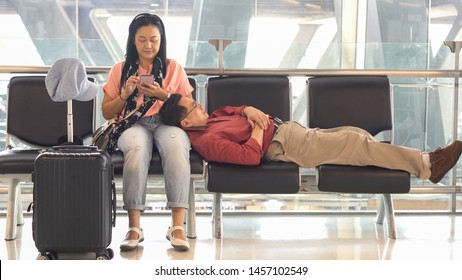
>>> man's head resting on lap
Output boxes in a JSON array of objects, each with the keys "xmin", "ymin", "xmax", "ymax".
[{"xmin": 160, "ymin": 93, "xmax": 209, "ymax": 128}]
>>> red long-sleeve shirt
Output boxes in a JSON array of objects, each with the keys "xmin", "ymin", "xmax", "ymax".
[{"xmin": 185, "ymin": 106, "xmax": 275, "ymax": 165}]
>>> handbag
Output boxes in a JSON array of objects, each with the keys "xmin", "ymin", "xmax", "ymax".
[
  {"xmin": 92, "ymin": 98, "xmax": 155, "ymax": 153},
  {"xmin": 92, "ymin": 117, "xmax": 118, "ymax": 152}
]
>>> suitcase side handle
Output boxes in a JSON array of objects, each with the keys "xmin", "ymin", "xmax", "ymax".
[
  {"xmin": 51, "ymin": 145, "xmax": 98, "ymax": 151},
  {"xmin": 111, "ymin": 182, "xmax": 116, "ymax": 227}
]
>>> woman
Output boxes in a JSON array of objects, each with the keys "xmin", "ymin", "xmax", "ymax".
[{"xmin": 102, "ymin": 13, "xmax": 193, "ymax": 251}]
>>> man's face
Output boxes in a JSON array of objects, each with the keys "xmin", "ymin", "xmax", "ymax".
[{"xmin": 179, "ymin": 97, "xmax": 209, "ymax": 127}]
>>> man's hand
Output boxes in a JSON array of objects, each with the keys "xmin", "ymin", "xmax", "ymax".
[
  {"xmin": 250, "ymin": 125, "xmax": 264, "ymax": 147},
  {"xmin": 243, "ymin": 106, "xmax": 270, "ymax": 129}
]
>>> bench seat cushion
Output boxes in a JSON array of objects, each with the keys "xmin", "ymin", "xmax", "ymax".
[
  {"xmin": 317, "ymin": 164, "xmax": 410, "ymax": 193},
  {"xmin": 206, "ymin": 161, "xmax": 300, "ymax": 194},
  {"xmin": 0, "ymin": 148, "xmax": 41, "ymax": 174}
]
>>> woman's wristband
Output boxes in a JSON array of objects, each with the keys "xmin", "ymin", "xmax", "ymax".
[{"xmin": 119, "ymin": 93, "xmax": 128, "ymax": 101}]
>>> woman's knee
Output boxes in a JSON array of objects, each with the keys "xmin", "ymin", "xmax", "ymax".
[
  {"xmin": 119, "ymin": 125, "xmax": 153, "ymax": 169},
  {"xmin": 155, "ymin": 126, "xmax": 191, "ymax": 154},
  {"xmin": 119, "ymin": 125, "xmax": 152, "ymax": 150}
]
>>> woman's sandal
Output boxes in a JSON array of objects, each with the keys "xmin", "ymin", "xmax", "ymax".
[
  {"xmin": 120, "ymin": 227, "xmax": 144, "ymax": 251},
  {"xmin": 166, "ymin": 226, "xmax": 189, "ymax": 251}
]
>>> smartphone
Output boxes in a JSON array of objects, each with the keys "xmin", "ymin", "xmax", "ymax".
[{"xmin": 139, "ymin": 74, "xmax": 154, "ymax": 85}]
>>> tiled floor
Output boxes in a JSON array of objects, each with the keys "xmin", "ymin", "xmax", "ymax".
[{"xmin": 2, "ymin": 212, "xmax": 462, "ymax": 260}]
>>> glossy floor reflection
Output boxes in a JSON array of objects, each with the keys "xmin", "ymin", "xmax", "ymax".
[{"xmin": 2, "ymin": 213, "xmax": 462, "ymax": 260}]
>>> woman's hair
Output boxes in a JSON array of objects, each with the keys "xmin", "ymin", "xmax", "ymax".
[
  {"xmin": 159, "ymin": 93, "xmax": 187, "ymax": 127},
  {"xmin": 120, "ymin": 13, "xmax": 167, "ymax": 87}
]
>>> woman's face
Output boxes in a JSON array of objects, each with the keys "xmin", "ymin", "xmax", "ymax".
[{"xmin": 134, "ymin": 24, "xmax": 161, "ymax": 63}]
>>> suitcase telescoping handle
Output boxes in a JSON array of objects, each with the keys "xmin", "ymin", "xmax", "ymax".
[{"xmin": 67, "ymin": 100, "xmax": 74, "ymax": 143}]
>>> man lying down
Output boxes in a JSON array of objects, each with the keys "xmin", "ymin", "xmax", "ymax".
[{"xmin": 159, "ymin": 93, "xmax": 462, "ymax": 185}]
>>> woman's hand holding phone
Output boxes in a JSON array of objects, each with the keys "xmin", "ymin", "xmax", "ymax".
[{"xmin": 138, "ymin": 74, "xmax": 164, "ymax": 100}]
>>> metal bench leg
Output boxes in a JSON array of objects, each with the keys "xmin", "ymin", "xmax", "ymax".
[
  {"xmin": 212, "ymin": 193, "xmax": 223, "ymax": 239},
  {"xmin": 186, "ymin": 178, "xmax": 197, "ymax": 238},
  {"xmin": 5, "ymin": 178, "xmax": 20, "ymax": 240},
  {"xmin": 382, "ymin": 194, "xmax": 397, "ymax": 239},
  {"xmin": 16, "ymin": 189, "xmax": 24, "ymax": 226},
  {"xmin": 375, "ymin": 194, "xmax": 385, "ymax": 225}
]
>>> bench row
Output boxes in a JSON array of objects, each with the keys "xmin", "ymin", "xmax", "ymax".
[{"xmin": 0, "ymin": 75, "xmax": 410, "ymax": 241}]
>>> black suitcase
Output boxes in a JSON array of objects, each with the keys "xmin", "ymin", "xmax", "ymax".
[{"xmin": 32, "ymin": 145, "xmax": 116, "ymax": 260}]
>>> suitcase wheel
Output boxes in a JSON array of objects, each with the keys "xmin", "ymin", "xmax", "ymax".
[
  {"xmin": 37, "ymin": 252, "xmax": 57, "ymax": 260},
  {"xmin": 96, "ymin": 248, "xmax": 114, "ymax": 260}
]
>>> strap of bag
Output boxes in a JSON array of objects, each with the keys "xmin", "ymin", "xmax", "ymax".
[{"xmin": 107, "ymin": 98, "xmax": 156, "ymax": 151}]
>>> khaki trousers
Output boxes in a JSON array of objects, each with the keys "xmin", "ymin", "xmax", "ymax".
[{"xmin": 265, "ymin": 122, "xmax": 430, "ymax": 179}]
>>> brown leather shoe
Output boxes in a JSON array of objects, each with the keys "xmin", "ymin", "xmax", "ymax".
[{"xmin": 429, "ymin": 140, "xmax": 462, "ymax": 183}]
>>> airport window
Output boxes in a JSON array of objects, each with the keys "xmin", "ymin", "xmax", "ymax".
[{"xmin": 0, "ymin": 0, "xmax": 461, "ymax": 213}]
